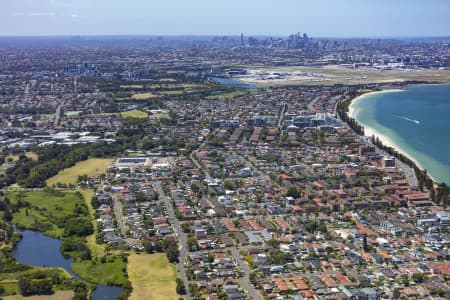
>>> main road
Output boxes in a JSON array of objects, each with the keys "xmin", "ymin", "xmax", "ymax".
[
  {"xmin": 373, "ymin": 143, "xmax": 418, "ymax": 187},
  {"xmin": 153, "ymin": 180, "xmax": 190, "ymax": 299},
  {"xmin": 307, "ymin": 96, "xmax": 321, "ymax": 111},
  {"xmin": 54, "ymin": 100, "xmax": 65, "ymax": 127}
]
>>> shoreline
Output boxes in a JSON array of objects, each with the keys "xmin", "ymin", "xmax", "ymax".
[
  {"xmin": 347, "ymin": 88, "xmax": 441, "ymax": 183},
  {"xmin": 347, "ymin": 89, "xmax": 404, "ymax": 118}
]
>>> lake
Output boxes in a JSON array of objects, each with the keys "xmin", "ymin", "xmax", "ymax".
[{"xmin": 13, "ymin": 229, "xmax": 123, "ymax": 300}]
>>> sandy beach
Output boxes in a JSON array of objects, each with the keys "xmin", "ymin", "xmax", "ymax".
[
  {"xmin": 347, "ymin": 89, "xmax": 432, "ymax": 178},
  {"xmin": 347, "ymin": 89, "xmax": 404, "ymax": 118}
]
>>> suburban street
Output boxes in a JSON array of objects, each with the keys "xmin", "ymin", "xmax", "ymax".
[
  {"xmin": 153, "ymin": 180, "xmax": 191, "ymax": 300},
  {"xmin": 54, "ymin": 100, "xmax": 65, "ymax": 127},
  {"xmin": 111, "ymin": 193, "xmax": 126, "ymax": 236},
  {"xmin": 230, "ymin": 248, "xmax": 262, "ymax": 300},
  {"xmin": 277, "ymin": 103, "xmax": 287, "ymax": 129}
]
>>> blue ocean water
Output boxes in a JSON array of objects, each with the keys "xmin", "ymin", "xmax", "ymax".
[{"xmin": 351, "ymin": 84, "xmax": 450, "ymax": 184}]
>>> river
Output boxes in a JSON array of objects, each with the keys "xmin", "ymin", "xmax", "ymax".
[{"xmin": 13, "ymin": 229, "xmax": 123, "ymax": 300}]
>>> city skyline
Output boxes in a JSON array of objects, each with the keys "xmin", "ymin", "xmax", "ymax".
[{"xmin": 1, "ymin": 0, "xmax": 450, "ymax": 37}]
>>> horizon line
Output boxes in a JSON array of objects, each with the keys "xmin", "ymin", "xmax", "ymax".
[{"xmin": 0, "ymin": 34, "xmax": 449, "ymax": 39}]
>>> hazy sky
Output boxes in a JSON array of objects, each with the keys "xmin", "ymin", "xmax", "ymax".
[{"xmin": 1, "ymin": 0, "xmax": 449, "ymax": 37}]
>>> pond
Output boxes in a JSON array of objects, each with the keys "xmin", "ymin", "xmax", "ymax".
[
  {"xmin": 91, "ymin": 285, "xmax": 125, "ymax": 300},
  {"xmin": 13, "ymin": 229, "xmax": 123, "ymax": 300}
]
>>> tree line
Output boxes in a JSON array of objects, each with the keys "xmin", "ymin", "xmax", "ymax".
[
  {"xmin": 337, "ymin": 99, "xmax": 364, "ymax": 135},
  {"xmin": 0, "ymin": 143, "xmax": 122, "ymax": 188}
]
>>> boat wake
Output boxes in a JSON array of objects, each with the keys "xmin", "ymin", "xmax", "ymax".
[{"xmin": 394, "ymin": 115, "xmax": 420, "ymax": 125}]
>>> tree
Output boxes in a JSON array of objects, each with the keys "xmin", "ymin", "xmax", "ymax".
[
  {"xmin": 18, "ymin": 277, "xmax": 32, "ymax": 295},
  {"xmin": 176, "ymin": 278, "xmax": 186, "ymax": 295},
  {"xmin": 412, "ymin": 273, "xmax": 425, "ymax": 283},
  {"xmin": 135, "ymin": 191, "xmax": 148, "ymax": 202},
  {"xmin": 188, "ymin": 283, "xmax": 201, "ymax": 298},
  {"xmin": 436, "ymin": 183, "xmax": 449, "ymax": 208},
  {"xmin": 187, "ymin": 235, "xmax": 198, "ymax": 251},
  {"xmin": 3, "ymin": 207, "xmax": 13, "ymax": 222},
  {"xmin": 266, "ymin": 239, "xmax": 280, "ymax": 248},
  {"xmin": 166, "ymin": 243, "xmax": 179, "ymax": 263},
  {"xmin": 63, "ymin": 217, "xmax": 93, "ymax": 237},
  {"xmin": 401, "ymin": 275, "xmax": 410, "ymax": 287},
  {"xmin": 286, "ymin": 187, "xmax": 300, "ymax": 198},
  {"xmin": 363, "ymin": 234, "xmax": 369, "ymax": 252},
  {"xmin": 223, "ymin": 180, "xmax": 234, "ymax": 190},
  {"xmin": 143, "ymin": 240, "xmax": 154, "ymax": 253},
  {"xmin": 269, "ymin": 250, "xmax": 293, "ymax": 265},
  {"xmin": 18, "ymin": 277, "xmax": 53, "ymax": 296},
  {"xmin": 73, "ymin": 282, "xmax": 88, "ymax": 300},
  {"xmin": 180, "ymin": 223, "xmax": 190, "ymax": 233}
]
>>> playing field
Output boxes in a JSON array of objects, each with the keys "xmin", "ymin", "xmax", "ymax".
[
  {"xmin": 120, "ymin": 85, "xmax": 144, "ymax": 89},
  {"xmin": 121, "ymin": 109, "xmax": 148, "ymax": 119},
  {"xmin": 128, "ymin": 253, "xmax": 178, "ymax": 300},
  {"xmin": 46, "ymin": 158, "xmax": 113, "ymax": 187},
  {"xmin": 131, "ymin": 92, "xmax": 157, "ymax": 100}
]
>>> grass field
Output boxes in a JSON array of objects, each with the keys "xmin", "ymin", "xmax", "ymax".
[
  {"xmin": 121, "ymin": 109, "xmax": 148, "ymax": 119},
  {"xmin": 2, "ymin": 290, "xmax": 74, "ymax": 300},
  {"xmin": 71, "ymin": 256, "xmax": 127, "ymax": 286},
  {"xmin": 131, "ymin": 92, "xmax": 157, "ymax": 100},
  {"xmin": 120, "ymin": 85, "xmax": 144, "ymax": 89},
  {"xmin": 6, "ymin": 152, "xmax": 39, "ymax": 162},
  {"xmin": 78, "ymin": 189, "xmax": 106, "ymax": 257},
  {"xmin": 40, "ymin": 114, "xmax": 55, "ymax": 120},
  {"xmin": 46, "ymin": 158, "xmax": 113, "ymax": 187},
  {"xmin": 158, "ymin": 89, "xmax": 185, "ymax": 95},
  {"xmin": 128, "ymin": 253, "xmax": 178, "ymax": 300},
  {"xmin": 8, "ymin": 190, "xmax": 87, "ymax": 238}
]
